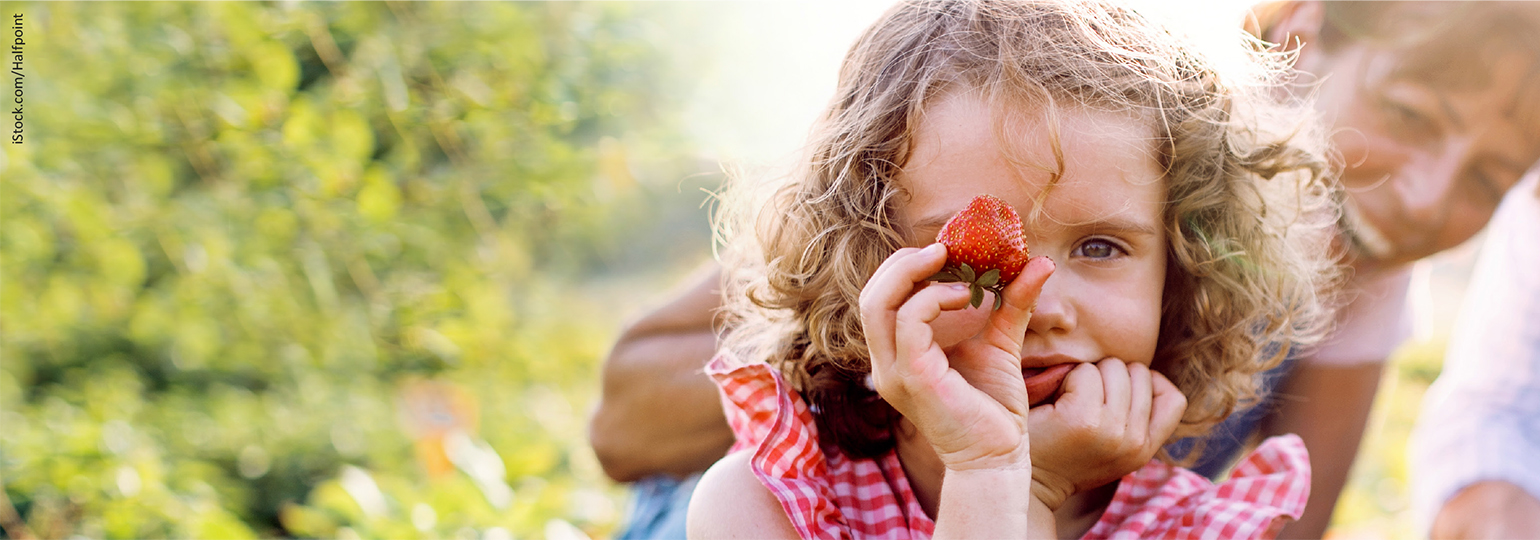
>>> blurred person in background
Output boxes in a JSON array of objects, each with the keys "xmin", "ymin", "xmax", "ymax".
[
  {"xmin": 589, "ymin": 2, "xmax": 1540, "ymax": 538},
  {"xmin": 1410, "ymin": 170, "xmax": 1540, "ymax": 540}
]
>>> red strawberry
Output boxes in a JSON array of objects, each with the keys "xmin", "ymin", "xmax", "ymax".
[{"xmin": 930, "ymin": 194, "xmax": 1029, "ymax": 310}]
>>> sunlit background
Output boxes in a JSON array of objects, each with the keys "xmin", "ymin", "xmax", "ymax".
[{"xmin": 0, "ymin": 2, "xmax": 1481, "ymax": 539}]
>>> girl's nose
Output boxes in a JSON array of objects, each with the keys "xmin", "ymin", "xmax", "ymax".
[{"xmin": 1025, "ymin": 274, "xmax": 1075, "ymax": 335}]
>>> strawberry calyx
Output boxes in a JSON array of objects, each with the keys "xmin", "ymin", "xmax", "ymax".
[{"xmin": 927, "ymin": 262, "xmax": 1007, "ymax": 310}]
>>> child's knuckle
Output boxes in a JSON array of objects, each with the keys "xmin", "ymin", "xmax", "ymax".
[
  {"xmin": 1066, "ymin": 415, "xmax": 1100, "ymax": 437},
  {"xmin": 857, "ymin": 303, "xmax": 881, "ymax": 327},
  {"xmin": 1170, "ymin": 391, "xmax": 1189, "ymax": 410}
]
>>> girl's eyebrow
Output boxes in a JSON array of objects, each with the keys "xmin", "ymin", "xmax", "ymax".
[{"xmin": 1069, "ymin": 216, "xmax": 1161, "ymax": 238}]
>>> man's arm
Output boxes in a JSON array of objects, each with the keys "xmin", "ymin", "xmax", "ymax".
[
  {"xmin": 1259, "ymin": 362, "xmax": 1384, "ymax": 539},
  {"xmin": 1262, "ymin": 264, "xmax": 1414, "ymax": 539},
  {"xmin": 589, "ymin": 264, "xmax": 735, "ymax": 482}
]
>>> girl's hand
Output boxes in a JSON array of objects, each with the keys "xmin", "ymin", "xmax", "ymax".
[
  {"xmin": 860, "ymin": 243, "xmax": 1055, "ymax": 472},
  {"xmin": 1026, "ymin": 358, "xmax": 1187, "ymax": 509}
]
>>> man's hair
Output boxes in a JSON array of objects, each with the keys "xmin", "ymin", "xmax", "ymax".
[
  {"xmin": 715, "ymin": 0, "xmax": 1342, "ymax": 461},
  {"xmin": 1252, "ymin": 1, "xmax": 1540, "ymax": 88}
]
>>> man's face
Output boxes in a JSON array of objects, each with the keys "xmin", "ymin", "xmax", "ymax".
[{"xmin": 1298, "ymin": 35, "xmax": 1540, "ymax": 268}]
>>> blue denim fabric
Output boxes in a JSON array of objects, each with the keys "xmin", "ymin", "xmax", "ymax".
[
  {"xmin": 617, "ymin": 473, "xmax": 700, "ymax": 540},
  {"xmin": 1165, "ymin": 347, "xmax": 1299, "ymax": 480}
]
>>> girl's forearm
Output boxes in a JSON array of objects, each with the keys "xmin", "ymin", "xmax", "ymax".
[{"xmin": 933, "ymin": 467, "xmax": 1055, "ymax": 539}]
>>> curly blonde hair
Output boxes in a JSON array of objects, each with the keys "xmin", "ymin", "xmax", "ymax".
[{"xmin": 714, "ymin": 0, "xmax": 1342, "ymax": 460}]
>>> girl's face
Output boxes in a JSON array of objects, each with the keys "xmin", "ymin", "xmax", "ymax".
[{"xmin": 897, "ymin": 92, "xmax": 1167, "ymax": 388}]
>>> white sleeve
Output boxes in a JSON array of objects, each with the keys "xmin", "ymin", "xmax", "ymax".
[{"xmin": 1409, "ymin": 171, "xmax": 1540, "ymax": 532}]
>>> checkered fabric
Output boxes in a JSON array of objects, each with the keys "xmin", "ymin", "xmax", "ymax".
[{"xmin": 707, "ymin": 356, "xmax": 1311, "ymax": 540}]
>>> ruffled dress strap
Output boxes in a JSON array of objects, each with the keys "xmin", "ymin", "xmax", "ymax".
[
  {"xmin": 706, "ymin": 356, "xmax": 853, "ymax": 540},
  {"xmin": 1087, "ymin": 434, "xmax": 1312, "ymax": 539}
]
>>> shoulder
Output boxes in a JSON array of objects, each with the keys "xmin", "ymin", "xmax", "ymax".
[{"xmin": 687, "ymin": 449, "xmax": 800, "ymax": 540}]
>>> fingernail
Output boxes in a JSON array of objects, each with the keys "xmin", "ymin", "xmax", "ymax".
[{"xmin": 926, "ymin": 243, "xmax": 945, "ymax": 254}]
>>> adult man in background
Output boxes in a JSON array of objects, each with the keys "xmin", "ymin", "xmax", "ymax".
[{"xmin": 590, "ymin": 2, "xmax": 1540, "ymax": 538}]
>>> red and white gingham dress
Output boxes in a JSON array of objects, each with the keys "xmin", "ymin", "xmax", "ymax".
[{"xmin": 707, "ymin": 356, "xmax": 1311, "ymax": 540}]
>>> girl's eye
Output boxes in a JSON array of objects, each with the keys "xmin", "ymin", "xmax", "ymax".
[{"xmin": 1074, "ymin": 238, "xmax": 1124, "ymax": 260}]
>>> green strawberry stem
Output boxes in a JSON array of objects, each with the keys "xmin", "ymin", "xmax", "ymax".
[{"xmin": 926, "ymin": 263, "xmax": 1006, "ymax": 310}]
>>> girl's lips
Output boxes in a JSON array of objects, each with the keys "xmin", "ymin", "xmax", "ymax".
[{"xmin": 1022, "ymin": 363, "xmax": 1077, "ymax": 406}]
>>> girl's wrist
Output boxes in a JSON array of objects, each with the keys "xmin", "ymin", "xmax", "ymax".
[
  {"xmin": 941, "ymin": 465, "xmax": 1036, "ymax": 496},
  {"xmin": 934, "ymin": 467, "xmax": 1038, "ymax": 538},
  {"xmin": 1030, "ymin": 468, "xmax": 1075, "ymax": 511},
  {"xmin": 938, "ymin": 444, "xmax": 1033, "ymax": 473}
]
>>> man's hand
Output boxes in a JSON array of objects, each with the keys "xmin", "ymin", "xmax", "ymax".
[{"xmin": 1431, "ymin": 480, "xmax": 1540, "ymax": 540}]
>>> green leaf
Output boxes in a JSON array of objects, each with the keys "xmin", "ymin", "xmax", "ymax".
[
  {"xmin": 976, "ymin": 268, "xmax": 1000, "ymax": 288},
  {"xmin": 959, "ymin": 263, "xmax": 975, "ymax": 283},
  {"xmin": 969, "ymin": 285, "xmax": 984, "ymax": 308}
]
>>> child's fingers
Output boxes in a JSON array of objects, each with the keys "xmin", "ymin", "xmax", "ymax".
[
  {"xmin": 985, "ymin": 256, "xmax": 1055, "ymax": 349},
  {"xmin": 1125, "ymin": 362, "xmax": 1154, "ymax": 442},
  {"xmin": 1147, "ymin": 370, "xmax": 1188, "ymax": 447},
  {"xmin": 1059, "ymin": 361, "xmax": 1104, "ymax": 407},
  {"xmin": 1097, "ymin": 358, "xmax": 1132, "ymax": 425},
  {"xmin": 859, "ymin": 245, "xmax": 946, "ymax": 366},
  {"xmin": 860, "ymin": 245, "xmax": 945, "ymax": 316},
  {"xmin": 891, "ymin": 283, "xmax": 973, "ymax": 382},
  {"xmin": 881, "ymin": 282, "xmax": 1014, "ymax": 463},
  {"xmin": 869, "ymin": 245, "xmax": 930, "ymax": 283},
  {"xmin": 1029, "ymin": 361, "xmax": 1102, "ymax": 430}
]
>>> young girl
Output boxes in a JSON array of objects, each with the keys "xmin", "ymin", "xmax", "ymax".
[{"xmin": 688, "ymin": 0, "xmax": 1340, "ymax": 537}]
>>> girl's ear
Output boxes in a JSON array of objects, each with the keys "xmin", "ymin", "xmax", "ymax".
[{"xmin": 1263, "ymin": 1, "xmax": 1325, "ymax": 52}]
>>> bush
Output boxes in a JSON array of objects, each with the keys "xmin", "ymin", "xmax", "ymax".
[{"xmin": 1, "ymin": 3, "xmax": 717, "ymax": 538}]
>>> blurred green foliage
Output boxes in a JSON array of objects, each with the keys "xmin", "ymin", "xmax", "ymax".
[{"xmin": 2, "ymin": 2, "xmax": 722, "ymax": 538}]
